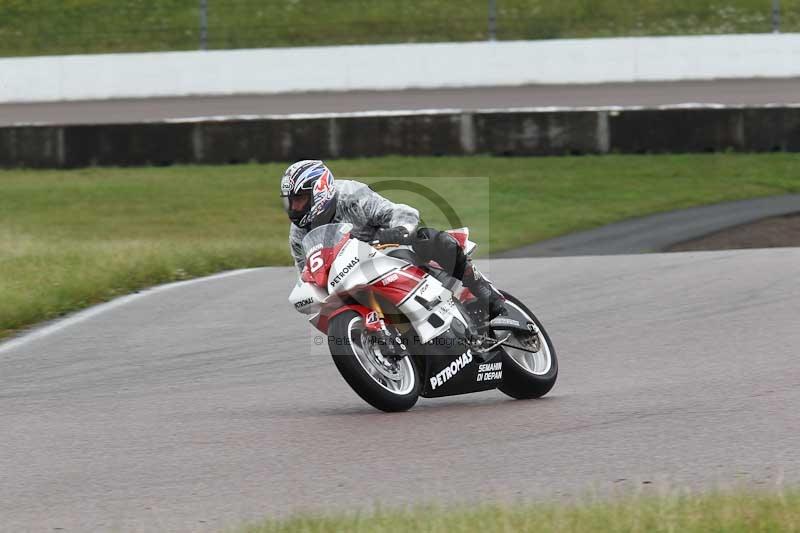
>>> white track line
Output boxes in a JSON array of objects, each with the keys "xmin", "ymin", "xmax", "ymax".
[
  {"xmin": 8, "ymin": 102, "xmax": 800, "ymax": 127},
  {"xmin": 0, "ymin": 268, "xmax": 263, "ymax": 354},
  {"xmin": 160, "ymin": 102, "xmax": 800, "ymax": 122}
]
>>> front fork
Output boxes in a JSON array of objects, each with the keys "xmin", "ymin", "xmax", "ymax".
[{"xmin": 364, "ymin": 292, "xmax": 409, "ymax": 359}]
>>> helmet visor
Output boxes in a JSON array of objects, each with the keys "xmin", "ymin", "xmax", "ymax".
[
  {"xmin": 281, "ymin": 191, "xmax": 311, "ymax": 213},
  {"xmin": 289, "ymin": 194, "xmax": 310, "ymax": 212}
]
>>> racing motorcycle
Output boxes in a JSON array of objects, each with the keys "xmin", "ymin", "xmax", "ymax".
[{"xmin": 289, "ymin": 223, "xmax": 557, "ymax": 412}]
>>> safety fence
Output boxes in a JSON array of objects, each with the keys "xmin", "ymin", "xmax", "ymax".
[{"xmin": 2, "ymin": 106, "xmax": 798, "ymax": 168}]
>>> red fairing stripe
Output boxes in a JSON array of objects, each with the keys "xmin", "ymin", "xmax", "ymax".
[
  {"xmin": 401, "ymin": 264, "xmax": 426, "ymax": 279},
  {"xmin": 301, "ymin": 265, "xmax": 314, "ymax": 283},
  {"xmin": 371, "ymin": 276, "xmax": 422, "ymax": 305},
  {"xmin": 369, "ymin": 265, "xmax": 426, "ymax": 305}
]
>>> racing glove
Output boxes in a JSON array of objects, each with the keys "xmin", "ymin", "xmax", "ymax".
[{"xmin": 375, "ymin": 226, "xmax": 413, "ymax": 245}]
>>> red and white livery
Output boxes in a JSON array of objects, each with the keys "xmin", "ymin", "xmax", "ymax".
[{"xmin": 288, "ymin": 223, "xmax": 558, "ymax": 412}]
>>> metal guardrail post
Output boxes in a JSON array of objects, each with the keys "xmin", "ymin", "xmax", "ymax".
[
  {"xmin": 772, "ymin": 0, "xmax": 781, "ymax": 33},
  {"xmin": 488, "ymin": 0, "xmax": 497, "ymax": 41},
  {"xmin": 199, "ymin": 0, "xmax": 209, "ymax": 50}
]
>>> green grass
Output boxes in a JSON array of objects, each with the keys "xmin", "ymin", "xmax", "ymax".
[
  {"xmin": 1, "ymin": 0, "xmax": 798, "ymax": 57},
  {"xmin": 240, "ymin": 489, "xmax": 800, "ymax": 533},
  {"xmin": 1, "ymin": 154, "xmax": 799, "ymax": 339}
]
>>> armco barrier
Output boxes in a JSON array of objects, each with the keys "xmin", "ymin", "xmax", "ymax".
[
  {"xmin": 1, "ymin": 106, "xmax": 799, "ymax": 168},
  {"xmin": 2, "ymin": 33, "xmax": 800, "ymax": 103}
]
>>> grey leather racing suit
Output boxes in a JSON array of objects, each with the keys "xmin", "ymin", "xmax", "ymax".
[{"xmin": 289, "ymin": 179, "xmax": 419, "ymax": 271}]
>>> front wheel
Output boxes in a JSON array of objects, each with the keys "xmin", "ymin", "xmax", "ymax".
[
  {"xmin": 497, "ymin": 291, "xmax": 558, "ymax": 400},
  {"xmin": 328, "ymin": 311, "xmax": 420, "ymax": 412}
]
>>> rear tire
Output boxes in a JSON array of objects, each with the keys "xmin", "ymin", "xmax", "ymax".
[
  {"xmin": 328, "ymin": 311, "xmax": 420, "ymax": 412},
  {"xmin": 497, "ymin": 292, "xmax": 558, "ymax": 400}
]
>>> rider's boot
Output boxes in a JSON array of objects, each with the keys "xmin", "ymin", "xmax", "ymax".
[{"xmin": 462, "ymin": 263, "xmax": 505, "ymax": 322}]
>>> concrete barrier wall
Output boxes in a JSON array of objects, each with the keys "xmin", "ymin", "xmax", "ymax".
[
  {"xmin": 2, "ymin": 33, "xmax": 800, "ymax": 103},
  {"xmin": 2, "ymin": 106, "xmax": 799, "ymax": 168}
]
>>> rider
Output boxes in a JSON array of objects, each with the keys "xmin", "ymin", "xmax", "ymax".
[{"xmin": 280, "ymin": 159, "xmax": 505, "ymax": 319}]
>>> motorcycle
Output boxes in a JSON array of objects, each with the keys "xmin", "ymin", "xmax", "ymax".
[{"xmin": 289, "ymin": 222, "xmax": 557, "ymax": 412}]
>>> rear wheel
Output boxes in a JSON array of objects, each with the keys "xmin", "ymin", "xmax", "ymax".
[
  {"xmin": 497, "ymin": 292, "xmax": 558, "ymax": 400},
  {"xmin": 328, "ymin": 311, "xmax": 420, "ymax": 412}
]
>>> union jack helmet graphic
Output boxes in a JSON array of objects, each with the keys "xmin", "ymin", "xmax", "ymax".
[{"xmin": 280, "ymin": 160, "xmax": 337, "ymax": 229}]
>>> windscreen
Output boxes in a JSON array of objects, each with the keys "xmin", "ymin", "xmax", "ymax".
[{"xmin": 300, "ymin": 223, "xmax": 353, "ymax": 257}]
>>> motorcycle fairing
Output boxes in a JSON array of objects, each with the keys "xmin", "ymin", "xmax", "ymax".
[
  {"xmin": 311, "ymin": 303, "xmax": 374, "ymax": 334},
  {"xmin": 328, "ymin": 238, "xmax": 469, "ymax": 344},
  {"xmin": 329, "ymin": 239, "xmax": 409, "ymax": 295},
  {"xmin": 419, "ymin": 345, "xmax": 503, "ymax": 398},
  {"xmin": 290, "ymin": 228, "xmax": 484, "ymax": 344},
  {"xmin": 289, "ymin": 277, "xmax": 328, "ymax": 316}
]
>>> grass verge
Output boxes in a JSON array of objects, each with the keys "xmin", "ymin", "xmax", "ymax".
[
  {"xmin": 2, "ymin": 0, "xmax": 798, "ymax": 57},
  {"xmin": 240, "ymin": 489, "xmax": 800, "ymax": 533},
  {"xmin": 1, "ymin": 154, "xmax": 799, "ymax": 339}
]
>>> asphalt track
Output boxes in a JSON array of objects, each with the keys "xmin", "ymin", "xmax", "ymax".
[
  {"xmin": 2, "ymin": 78, "xmax": 800, "ymax": 126},
  {"xmin": 2, "ymin": 249, "xmax": 800, "ymax": 531},
  {"xmin": 496, "ymin": 194, "xmax": 800, "ymax": 258}
]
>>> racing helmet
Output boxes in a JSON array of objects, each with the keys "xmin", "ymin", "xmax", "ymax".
[{"xmin": 280, "ymin": 160, "xmax": 337, "ymax": 229}]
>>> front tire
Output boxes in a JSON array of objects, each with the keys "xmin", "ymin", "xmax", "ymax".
[
  {"xmin": 328, "ymin": 311, "xmax": 420, "ymax": 412},
  {"xmin": 497, "ymin": 292, "xmax": 558, "ymax": 400}
]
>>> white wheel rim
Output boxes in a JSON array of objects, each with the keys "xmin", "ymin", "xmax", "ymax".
[
  {"xmin": 346, "ymin": 317, "xmax": 416, "ymax": 395},
  {"xmin": 502, "ymin": 301, "xmax": 553, "ymax": 376}
]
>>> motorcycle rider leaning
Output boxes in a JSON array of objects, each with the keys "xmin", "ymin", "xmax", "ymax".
[{"xmin": 280, "ymin": 159, "xmax": 505, "ymax": 320}]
